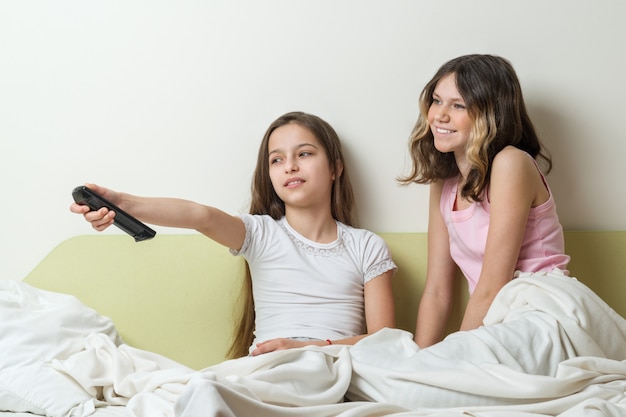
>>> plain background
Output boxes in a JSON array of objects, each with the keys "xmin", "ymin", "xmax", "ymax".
[{"xmin": 1, "ymin": 0, "xmax": 625, "ymax": 281}]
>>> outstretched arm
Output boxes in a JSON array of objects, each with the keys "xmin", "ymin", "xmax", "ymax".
[{"xmin": 69, "ymin": 184, "xmax": 246, "ymax": 251}]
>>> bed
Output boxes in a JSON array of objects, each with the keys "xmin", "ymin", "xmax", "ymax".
[{"xmin": 1, "ymin": 231, "xmax": 625, "ymax": 417}]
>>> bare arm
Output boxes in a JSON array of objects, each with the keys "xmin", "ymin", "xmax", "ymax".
[
  {"xmin": 414, "ymin": 181, "xmax": 458, "ymax": 347},
  {"xmin": 69, "ymin": 184, "xmax": 246, "ymax": 250},
  {"xmin": 460, "ymin": 147, "xmax": 549, "ymax": 331},
  {"xmin": 363, "ymin": 268, "xmax": 396, "ymax": 333}
]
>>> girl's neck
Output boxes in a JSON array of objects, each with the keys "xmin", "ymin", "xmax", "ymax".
[
  {"xmin": 454, "ymin": 152, "xmax": 470, "ymax": 179},
  {"xmin": 284, "ymin": 209, "xmax": 337, "ymax": 243},
  {"xmin": 453, "ymin": 153, "xmax": 473, "ymax": 211}
]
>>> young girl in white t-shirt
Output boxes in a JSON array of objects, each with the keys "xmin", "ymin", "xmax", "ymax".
[{"xmin": 70, "ymin": 111, "xmax": 396, "ymax": 358}]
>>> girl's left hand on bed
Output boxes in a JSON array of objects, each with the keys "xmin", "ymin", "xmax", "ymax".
[{"xmin": 250, "ymin": 338, "xmax": 313, "ymax": 356}]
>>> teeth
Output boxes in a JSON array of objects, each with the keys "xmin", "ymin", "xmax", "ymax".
[
  {"xmin": 437, "ymin": 128, "xmax": 454, "ymax": 134},
  {"xmin": 287, "ymin": 180, "xmax": 302, "ymax": 186}
]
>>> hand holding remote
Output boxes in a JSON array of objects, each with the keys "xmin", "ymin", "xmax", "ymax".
[{"xmin": 72, "ymin": 185, "xmax": 156, "ymax": 242}]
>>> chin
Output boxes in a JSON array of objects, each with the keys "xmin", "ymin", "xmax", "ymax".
[{"xmin": 433, "ymin": 142, "xmax": 451, "ymax": 154}]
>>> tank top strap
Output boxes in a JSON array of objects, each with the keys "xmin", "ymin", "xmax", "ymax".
[{"xmin": 523, "ymin": 152, "xmax": 552, "ymax": 196}]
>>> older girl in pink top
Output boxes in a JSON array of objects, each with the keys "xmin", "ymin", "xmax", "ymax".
[{"xmin": 399, "ymin": 54, "xmax": 570, "ymax": 348}]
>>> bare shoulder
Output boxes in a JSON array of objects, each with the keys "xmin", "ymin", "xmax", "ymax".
[
  {"xmin": 429, "ymin": 179, "xmax": 445, "ymax": 194},
  {"xmin": 491, "ymin": 146, "xmax": 536, "ymax": 176},
  {"xmin": 491, "ymin": 146, "xmax": 548, "ymax": 205}
]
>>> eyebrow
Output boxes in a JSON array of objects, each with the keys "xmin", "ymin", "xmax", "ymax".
[
  {"xmin": 432, "ymin": 91, "xmax": 465, "ymax": 103},
  {"xmin": 268, "ymin": 142, "xmax": 319, "ymax": 156}
]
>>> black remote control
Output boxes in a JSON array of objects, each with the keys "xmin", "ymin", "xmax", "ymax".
[{"xmin": 72, "ymin": 185, "xmax": 156, "ymax": 242}]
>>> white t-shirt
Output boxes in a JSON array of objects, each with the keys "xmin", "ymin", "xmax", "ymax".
[{"xmin": 231, "ymin": 214, "xmax": 397, "ymax": 351}]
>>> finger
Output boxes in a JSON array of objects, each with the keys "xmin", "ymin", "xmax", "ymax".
[
  {"xmin": 84, "ymin": 182, "xmax": 101, "ymax": 193},
  {"xmin": 84, "ymin": 208, "xmax": 115, "ymax": 230},
  {"xmin": 83, "ymin": 207, "xmax": 112, "ymax": 221},
  {"xmin": 91, "ymin": 215, "xmax": 115, "ymax": 231},
  {"xmin": 69, "ymin": 203, "xmax": 90, "ymax": 214},
  {"xmin": 85, "ymin": 183, "xmax": 115, "ymax": 203},
  {"xmin": 250, "ymin": 345, "xmax": 270, "ymax": 356},
  {"xmin": 93, "ymin": 219, "xmax": 115, "ymax": 232},
  {"xmin": 252, "ymin": 339, "xmax": 282, "ymax": 356}
]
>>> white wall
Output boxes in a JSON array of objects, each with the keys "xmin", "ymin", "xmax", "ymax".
[{"xmin": 1, "ymin": 0, "xmax": 625, "ymax": 281}]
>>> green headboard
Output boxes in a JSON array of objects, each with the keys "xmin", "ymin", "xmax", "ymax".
[{"xmin": 23, "ymin": 231, "xmax": 626, "ymax": 369}]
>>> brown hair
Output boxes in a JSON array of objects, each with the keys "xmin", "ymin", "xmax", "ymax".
[
  {"xmin": 226, "ymin": 111, "xmax": 356, "ymax": 358},
  {"xmin": 398, "ymin": 54, "xmax": 552, "ymax": 201}
]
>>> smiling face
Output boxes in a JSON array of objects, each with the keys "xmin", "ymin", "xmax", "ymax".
[
  {"xmin": 267, "ymin": 123, "xmax": 337, "ymax": 212},
  {"xmin": 428, "ymin": 73, "xmax": 473, "ymax": 160}
]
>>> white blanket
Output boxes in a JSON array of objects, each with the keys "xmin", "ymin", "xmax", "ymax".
[{"xmin": 52, "ymin": 271, "xmax": 626, "ymax": 417}]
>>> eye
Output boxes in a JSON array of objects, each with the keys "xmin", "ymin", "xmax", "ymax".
[
  {"xmin": 270, "ymin": 156, "xmax": 283, "ymax": 165},
  {"xmin": 453, "ymin": 103, "xmax": 466, "ymax": 110},
  {"xmin": 431, "ymin": 97, "xmax": 442, "ymax": 105},
  {"xmin": 299, "ymin": 151, "xmax": 312, "ymax": 158}
]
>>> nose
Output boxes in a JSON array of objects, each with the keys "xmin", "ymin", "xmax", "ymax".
[
  {"xmin": 285, "ymin": 157, "xmax": 299, "ymax": 173},
  {"xmin": 433, "ymin": 106, "xmax": 450, "ymax": 122}
]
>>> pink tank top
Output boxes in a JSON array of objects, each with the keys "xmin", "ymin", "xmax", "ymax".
[{"xmin": 440, "ymin": 159, "xmax": 570, "ymax": 293}]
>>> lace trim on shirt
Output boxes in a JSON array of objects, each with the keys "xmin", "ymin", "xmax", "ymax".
[
  {"xmin": 230, "ymin": 215, "xmax": 253, "ymax": 256},
  {"xmin": 279, "ymin": 220, "xmax": 347, "ymax": 257},
  {"xmin": 366, "ymin": 258, "xmax": 397, "ymax": 282}
]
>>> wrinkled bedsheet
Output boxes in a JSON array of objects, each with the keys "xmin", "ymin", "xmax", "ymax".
[{"xmin": 52, "ymin": 271, "xmax": 626, "ymax": 417}]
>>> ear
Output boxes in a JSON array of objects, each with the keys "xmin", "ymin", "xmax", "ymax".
[{"xmin": 332, "ymin": 159, "xmax": 343, "ymax": 181}]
